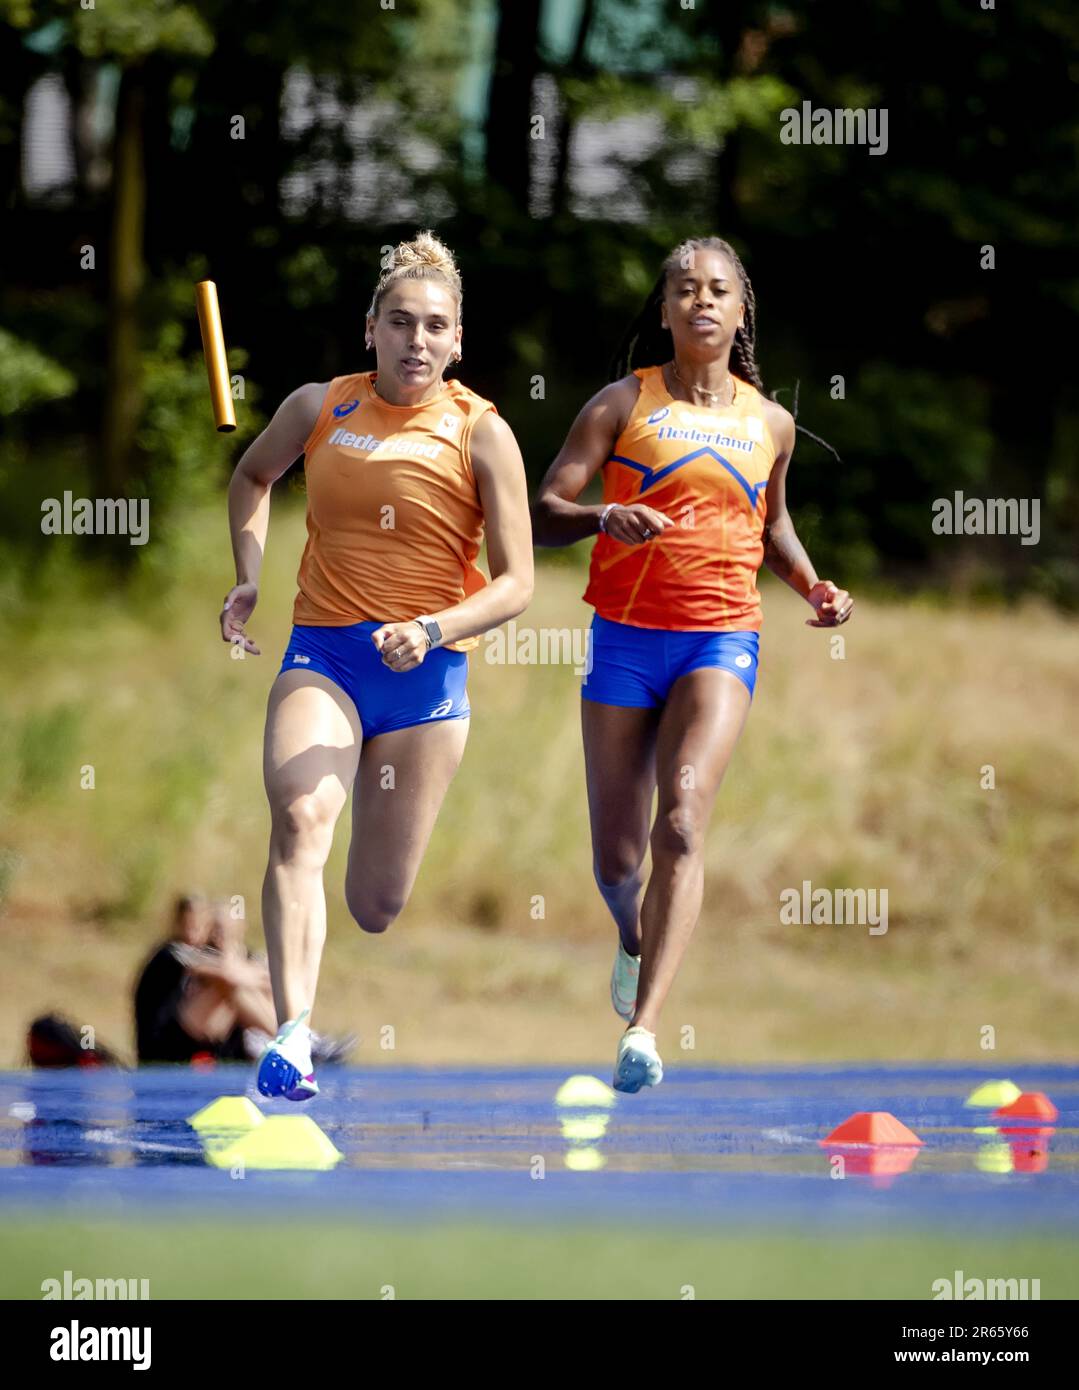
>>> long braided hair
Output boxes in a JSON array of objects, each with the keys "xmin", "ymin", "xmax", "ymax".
[{"xmin": 609, "ymin": 236, "xmax": 839, "ymax": 462}]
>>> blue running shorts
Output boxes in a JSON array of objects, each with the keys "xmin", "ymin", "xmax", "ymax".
[
  {"xmin": 581, "ymin": 613, "xmax": 759, "ymax": 706},
  {"xmin": 278, "ymin": 621, "xmax": 470, "ymax": 739}
]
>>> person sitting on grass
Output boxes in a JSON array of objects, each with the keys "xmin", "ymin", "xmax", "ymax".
[
  {"xmin": 134, "ymin": 894, "xmax": 353, "ymax": 1065},
  {"xmin": 134, "ymin": 894, "xmax": 276, "ymax": 1064}
]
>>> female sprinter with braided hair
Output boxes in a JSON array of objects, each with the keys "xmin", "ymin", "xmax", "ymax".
[
  {"xmin": 220, "ymin": 231, "xmax": 533, "ymax": 1100},
  {"xmin": 533, "ymin": 236, "xmax": 852, "ymax": 1093}
]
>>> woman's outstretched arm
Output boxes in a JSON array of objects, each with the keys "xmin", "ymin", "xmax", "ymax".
[
  {"xmin": 761, "ymin": 399, "xmax": 853, "ymax": 627},
  {"xmin": 532, "ymin": 378, "xmax": 672, "ymax": 547},
  {"xmin": 220, "ymin": 382, "xmax": 324, "ymax": 654}
]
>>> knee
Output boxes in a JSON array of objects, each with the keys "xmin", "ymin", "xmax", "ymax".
[
  {"xmin": 651, "ymin": 804, "xmax": 704, "ymax": 861},
  {"xmin": 592, "ymin": 855, "xmax": 642, "ymax": 900},
  {"xmin": 345, "ymin": 883, "xmax": 406, "ymax": 935},
  {"xmin": 271, "ymin": 792, "xmax": 336, "ymax": 863}
]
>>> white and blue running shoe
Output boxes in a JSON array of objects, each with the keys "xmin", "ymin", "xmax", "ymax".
[
  {"xmin": 613, "ymin": 1026, "xmax": 663, "ymax": 1094},
  {"xmin": 257, "ymin": 1011, "xmax": 319, "ymax": 1102}
]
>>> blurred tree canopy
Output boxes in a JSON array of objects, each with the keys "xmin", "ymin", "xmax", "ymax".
[{"xmin": 1, "ymin": 0, "xmax": 1076, "ymax": 601}]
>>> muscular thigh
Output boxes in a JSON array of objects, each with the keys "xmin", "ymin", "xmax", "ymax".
[
  {"xmin": 263, "ymin": 669, "xmax": 362, "ymax": 825},
  {"xmin": 346, "ymin": 717, "xmax": 469, "ymax": 903},
  {"xmin": 581, "ymin": 700, "xmax": 660, "ymax": 878},
  {"xmin": 654, "ymin": 668, "xmax": 751, "ymax": 820}
]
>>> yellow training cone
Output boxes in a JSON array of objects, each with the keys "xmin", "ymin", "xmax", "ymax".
[
  {"xmin": 555, "ymin": 1075, "xmax": 616, "ymax": 1109},
  {"xmin": 975, "ymin": 1143, "xmax": 1014, "ymax": 1175},
  {"xmin": 204, "ymin": 1115, "xmax": 342, "ymax": 1171},
  {"xmin": 964, "ymin": 1080, "xmax": 1021, "ymax": 1110},
  {"xmin": 564, "ymin": 1147, "xmax": 606, "ymax": 1172},
  {"xmin": 187, "ymin": 1095, "xmax": 264, "ymax": 1133},
  {"xmin": 559, "ymin": 1114, "xmax": 611, "ymax": 1143}
]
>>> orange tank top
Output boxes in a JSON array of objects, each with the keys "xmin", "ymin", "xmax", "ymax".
[
  {"xmin": 293, "ymin": 371, "xmax": 496, "ymax": 653},
  {"xmin": 583, "ymin": 365, "xmax": 777, "ymax": 631}
]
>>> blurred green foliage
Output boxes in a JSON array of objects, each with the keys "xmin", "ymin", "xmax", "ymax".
[
  {"xmin": 15, "ymin": 703, "xmax": 82, "ymax": 804},
  {"xmin": 0, "ymin": 0, "xmax": 1075, "ymax": 605},
  {"xmin": 0, "ymin": 329, "xmax": 77, "ymax": 414}
]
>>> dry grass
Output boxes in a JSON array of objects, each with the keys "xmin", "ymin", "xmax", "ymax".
[{"xmin": 1, "ymin": 501, "xmax": 1076, "ymax": 1065}]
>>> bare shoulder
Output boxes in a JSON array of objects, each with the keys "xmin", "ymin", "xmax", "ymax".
[
  {"xmin": 263, "ymin": 380, "xmax": 331, "ymax": 453},
  {"xmin": 760, "ymin": 394, "xmax": 796, "ymax": 458},
  {"xmin": 591, "ymin": 373, "xmax": 642, "ymax": 431},
  {"xmin": 470, "ymin": 408, "xmax": 521, "ymax": 460},
  {"xmin": 469, "ymin": 408, "xmax": 523, "ymax": 478},
  {"xmin": 287, "ymin": 381, "xmax": 331, "ymax": 437},
  {"xmin": 471, "ymin": 408, "xmax": 517, "ymax": 449},
  {"xmin": 236, "ymin": 380, "xmax": 332, "ymax": 484},
  {"xmin": 549, "ymin": 373, "xmax": 642, "ymax": 451}
]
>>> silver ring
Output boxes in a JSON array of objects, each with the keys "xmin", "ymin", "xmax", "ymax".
[{"xmin": 642, "ymin": 528, "xmax": 653, "ymax": 539}]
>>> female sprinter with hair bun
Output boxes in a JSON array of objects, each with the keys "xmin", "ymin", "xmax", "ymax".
[
  {"xmin": 220, "ymin": 231, "xmax": 533, "ymax": 1100},
  {"xmin": 533, "ymin": 236, "xmax": 852, "ymax": 1093}
]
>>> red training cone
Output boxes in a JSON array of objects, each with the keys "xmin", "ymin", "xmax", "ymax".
[
  {"xmin": 1006, "ymin": 1131, "xmax": 1053, "ymax": 1174},
  {"xmin": 824, "ymin": 1147, "xmax": 921, "ymax": 1179},
  {"xmin": 821, "ymin": 1111, "xmax": 923, "ymax": 1146},
  {"xmin": 992, "ymin": 1092, "xmax": 1058, "ymax": 1122}
]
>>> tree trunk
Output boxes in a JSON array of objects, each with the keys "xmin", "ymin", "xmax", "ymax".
[
  {"xmin": 484, "ymin": 0, "xmax": 543, "ymax": 207},
  {"xmin": 550, "ymin": 0, "xmax": 596, "ymax": 219},
  {"xmin": 101, "ymin": 63, "xmax": 146, "ymax": 498}
]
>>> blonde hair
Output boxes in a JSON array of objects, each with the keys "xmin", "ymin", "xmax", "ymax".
[{"xmin": 368, "ymin": 230, "xmax": 463, "ymax": 321}]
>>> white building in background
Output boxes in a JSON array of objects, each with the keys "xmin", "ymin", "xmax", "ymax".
[
  {"xmin": 18, "ymin": 1, "xmax": 705, "ymax": 227},
  {"xmin": 21, "ymin": 73, "xmax": 75, "ymax": 202}
]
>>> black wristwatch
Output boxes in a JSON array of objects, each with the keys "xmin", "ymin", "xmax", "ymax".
[{"xmin": 413, "ymin": 615, "xmax": 443, "ymax": 650}]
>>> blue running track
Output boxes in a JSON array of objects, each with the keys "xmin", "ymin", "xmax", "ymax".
[{"xmin": 2, "ymin": 1064, "xmax": 1076, "ymax": 1231}]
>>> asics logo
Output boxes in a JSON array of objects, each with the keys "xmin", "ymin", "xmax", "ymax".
[
  {"xmin": 333, "ymin": 399, "xmax": 360, "ymax": 418},
  {"xmin": 292, "ymin": 654, "xmax": 311, "ymax": 664},
  {"xmin": 430, "ymin": 698, "xmax": 454, "ymax": 717},
  {"xmin": 734, "ymin": 653, "xmax": 752, "ymax": 668}
]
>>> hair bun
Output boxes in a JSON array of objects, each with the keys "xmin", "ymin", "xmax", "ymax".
[
  {"xmin": 392, "ymin": 230, "xmax": 456, "ymax": 273},
  {"xmin": 370, "ymin": 229, "xmax": 463, "ymax": 319}
]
